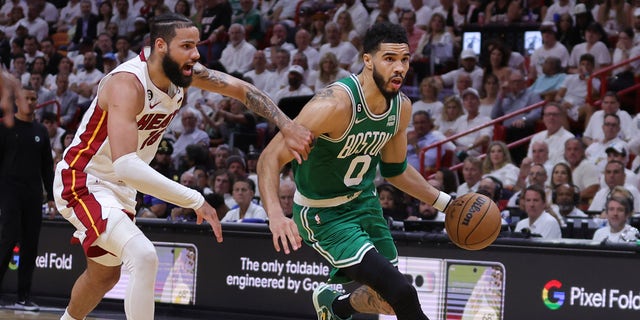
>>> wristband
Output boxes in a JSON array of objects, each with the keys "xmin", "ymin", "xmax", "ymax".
[{"xmin": 433, "ymin": 191, "xmax": 452, "ymax": 212}]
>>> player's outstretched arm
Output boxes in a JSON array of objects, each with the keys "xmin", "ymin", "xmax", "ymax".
[
  {"xmin": 257, "ymin": 87, "xmax": 349, "ymax": 253},
  {"xmin": 103, "ymin": 73, "xmax": 222, "ymax": 242},
  {"xmin": 190, "ymin": 63, "xmax": 313, "ymax": 163}
]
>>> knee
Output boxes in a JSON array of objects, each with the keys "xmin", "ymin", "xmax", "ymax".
[{"xmin": 135, "ymin": 244, "xmax": 159, "ymax": 271}]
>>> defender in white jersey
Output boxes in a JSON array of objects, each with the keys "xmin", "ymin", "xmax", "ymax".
[{"xmin": 53, "ymin": 13, "xmax": 312, "ymax": 320}]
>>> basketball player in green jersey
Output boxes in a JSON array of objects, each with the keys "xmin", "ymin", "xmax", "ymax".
[{"xmin": 257, "ymin": 22, "xmax": 452, "ymax": 320}]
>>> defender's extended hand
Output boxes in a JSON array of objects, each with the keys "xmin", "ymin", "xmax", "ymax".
[{"xmin": 195, "ymin": 202, "xmax": 223, "ymax": 243}]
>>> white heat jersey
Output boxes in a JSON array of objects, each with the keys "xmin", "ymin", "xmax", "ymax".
[{"xmin": 53, "ymin": 47, "xmax": 184, "ymax": 250}]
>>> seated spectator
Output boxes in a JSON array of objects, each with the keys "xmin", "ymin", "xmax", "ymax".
[
  {"xmin": 585, "ymin": 114, "xmax": 628, "ymax": 171},
  {"xmin": 452, "ymin": 88, "xmax": 492, "ymax": 158},
  {"xmin": 336, "ymin": 11, "xmax": 361, "ymax": 49},
  {"xmin": 219, "ymin": 24, "xmax": 256, "ymax": 74},
  {"xmin": 409, "ymin": 199, "xmax": 446, "ymax": 222},
  {"xmin": 550, "ymin": 162, "xmax": 574, "ymax": 189},
  {"xmin": 457, "ymin": 156, "xmax": 483, "ymax": 196},
  {"xmin": 527, "ymin": 103, "xmax": 575, "ymax": 165},
  {"xmin": 542, "ymin": 0, "xmax": 572, "ymax": 23},
  {"xmin": 244, "ymin": 51, "xmax": 277, "ymax": 98},
  {"xmin": 144, "ymin": 170, "xmax": 199, "ymax": 219},
  {"xmin": 529, "ymin": 21, "xmax": 570, "ymax": 82},
  {"xmin": 331, "ymin": 0, "xmax": 369, "ymax": 37},
  {"xmin": 483, "ymin": 41, "xmax": 512, "ymax": 87},
  {"xmin": 226, "ymin": 155, "xmax": 248, "ymax": 180},
  {"xmin": 483, "ymin": 141, "xmax": 520, "ymax": 190},
  {"xmin": 114, "ymin": 36, "xmax": 137, "ymax": 66},
  {"xmin": 479, "ymin": 73, "xmax": 499, "ymax": 118},
  {"xmin": 554, "ymin": 53, "xmax": 599, "ymax": 125},
  {"xmin": 221, "ymin": 178, "xmax": 267, "ymax": 222},
  {"xmin": 406, "ymin": 111, "xmax": 455, "ymax": 171},
  {"xmin": 208, "ymin": 168, "xmax": 236, "ymax": 209},
  {"xmin": 492, "ymin": 70, "xmax": 542, "ymax": 164},
  {"xmin": 514, "ymin": 185, "xmax": 562, "ymax": 239},
  {"xmin": 589, "ymin": 160, "xmax": 640, "ymax": 212},
  {"xmin": 411, "ymin": 77, "xmax": 443, "ymax": 127},
  {"xmin": 433, "ymin": 48, "xmax": 482, "ymax": 95},
  {"xmin": 434, "ymin": 95, "xmax": 464, "ymax": 136},
  {"xmin": 412, "ymin": 13, "xmax": 454, "ymax": 77},
  {"xmin": 592, "ymin": 194, "xmax": 639, "ymax": 243},
  {"xmin": 528, "ymin": 57, "xmax": 566, "ymax": 101},
  {"xmin": 484, "ymin": 0, "xmax": 521, "ymax": 24},
  {"xmin": 564, "ymin": 138, "xmax": 601, "ymax": 205},
  {"xmin": 314, "ymin": 52, "xmax": 350, "ymax": 92},
  {"xmin": 477, "ymin": 176, "xmax": 504, "ymax": 204},
  {"xmin": 434, "ymin": 167, "xmax": 460, "ymax": 196},
  {"xmin": 582, "ymin": 92, "xmax": 632, "ymax": 145},
  {"xmin": 172, "ymin": 108, "xmax": 210, "ymax": 169},
  {"xmin": 378, "ymin": 184, "xmax": 408, "ymax": 221},
  {"xmin": 568, "ymin": 22, "xmax": 611, "ymax": 72},
  {"xmin": 272, "ymin": 65, "xmax": 314, "ymax": 105},
  {"xmin": 608, "ymin": 28, "xmax": 636, "ymax": 92},
  {"xmin": 291, "ymin": 29, "xmax": 320, "ymax": 71},
  {"xmin": 318, "ymin": 22, "xmax": 359, "ymax": 71},
  {"xmin": 69, "ymin": 51, "xmax": 104, "ymax": 109},
  {"xmin": 596, "ymin": 0, "xmax": 632, "ymax": 37},
  {"xmin": 550, "ymin": 183, "xmax": 588, "ymax": 226},
  {"xmin": 509, "ymin": 163, "xmax": 551, "ymax": 207},
  {"xmin": 150, "ymin": 138, "xmax": 178, "ymax": 181},
  {"xmin": 525, "ymin": 141, "xmax": 554, "ymax": 177},
  {"xmin": 233, "ymin": 0, "xmax": 263, "ymax": 48},
  {"xmin": 41, "ymin": 111, "xmax": 65, "ymax": 161},
  {"xmin": 279, "ymin": 179, "xmax": 296, "ymax": 218}
]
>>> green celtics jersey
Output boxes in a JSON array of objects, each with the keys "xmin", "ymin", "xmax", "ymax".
[{"xmin": 293, "ymin": 74, "xmax": 402, "ymax": 201}]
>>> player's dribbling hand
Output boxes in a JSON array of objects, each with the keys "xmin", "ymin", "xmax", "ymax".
[
  {"xmin": 281, "ymin": 121, "xmax": 314, "ymax": 164},
  {"xmin": 195, "ymin": 202, "xmax": 223, "ymax": 243},
  {"xmin": 269, "ymin": 215, "xmax": 302, "ymax": 254}
]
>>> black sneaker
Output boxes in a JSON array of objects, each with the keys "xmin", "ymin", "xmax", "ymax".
[{"xmin": 13, "ymin": 300, "xmax": 39, "ymax": 312}]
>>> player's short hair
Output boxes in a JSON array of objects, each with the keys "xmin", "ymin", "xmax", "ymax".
[
  {"xmin": 362, "ymin": 22, "xmax": 408, "ymax": 54},
  {"xmin": 150, "ymin": 13, "xmax": 195, "ymax": 50}
]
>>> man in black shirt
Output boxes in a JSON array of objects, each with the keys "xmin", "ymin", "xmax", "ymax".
[{"xmin": 0, "ymin": 84, "xmax": 54, "ymax": 311}]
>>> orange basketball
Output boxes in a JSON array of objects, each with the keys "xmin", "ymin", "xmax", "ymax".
[{"xmin": 444, "ymin": 193, "xmax": 501, "ymax": 250}]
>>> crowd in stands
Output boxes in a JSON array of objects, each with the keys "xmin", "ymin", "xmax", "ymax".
[{"xmin": 5, "ymin": 0, "xmax": 640, "ymax": 243}]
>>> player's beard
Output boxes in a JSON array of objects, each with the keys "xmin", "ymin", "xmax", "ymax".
[
  {"xmin": 162, "ymin": 48, "xmax": 193, "ymax": 88},
  {"xmin": 372, "ymin": 64, "xmax": 400, "ymax": 101}
]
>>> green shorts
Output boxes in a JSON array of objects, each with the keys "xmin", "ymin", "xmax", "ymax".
[{"xmin": 293, "ymin": 194, "xmax": 398, "ymax": 283}]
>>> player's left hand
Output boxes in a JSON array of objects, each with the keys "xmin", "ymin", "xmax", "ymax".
[
  {"xmin": 195, "ymin": 202, "xmax": 223, "ymax": 243},
  {"xmin": 280, "ymin": 121, "xmax": 314, "ymax": 164},
  {"xmin": 269, "ymin": 215, "xmax": 302, "ymax": 254}
]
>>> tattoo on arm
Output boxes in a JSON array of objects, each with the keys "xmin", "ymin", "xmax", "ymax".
[
  {"xmin": 310, "ymin": 87, "xmax": 334, "ymax": 101},
  {"xmin": 193, "ymin": 63, "xmax": 228, "ymax": 88},
  {"xmin": 350, "ymin": 285, "xmax": 394, "ymax": 315},
  {"xmin": 245, "ymin": 86, "xmax": 288, "ymax": 128}
]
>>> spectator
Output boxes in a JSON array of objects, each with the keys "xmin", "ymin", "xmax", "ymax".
[
  {"xmin": 514, "ymin": 185, "xmax": 562, "ymax": 239},
  {"xmin": 592, "ymin": 193, "xmax": 639, "ymax": 243},
  {"xmin": 452, "ymin": 88, "xmax": 492, "ymax": 158},
  {"xmin": 114, "ymin": 36, "xmax": 137, "ymax": 66},
  {"xmin": 409, "ymin": 0, "xmax": 434, "ymax": 30},
  {"xmin": 492, "ymin": 70, "xmax": 542, "ymax": 164},
  {"xmin": 212, "ymin": 99, "xmax": 258, "ymax": 154},
  {"xmin": 550, "ymin": 183, "xmax": 588, "ymax": 226},
  {"xmin": 332, "ymin": 0, "xmax": 369, "ymax": 37},
  {"xmin": 257, "ymin": 0, "xmax": 297, "ymax": 27},
  {"xmin": 17, "ymin": 3, "xmax": 48, "ymax": 42},
  {"xmin": 336, "ymin": 11, "xmax": 361, "ymax": 49},
  {"xmin": 457, "ymin": 156, "xmax": 483, "ymax": 196},
  {"xmin": 309, "ymin": 10, "xmax": 329, "ymax": 49},
  {"xmin": 509, "ymin": 163, "xmax": 550, "ymax": 207},
  {"xmin": 568, "ymin": 22, "xmax": 611, "ymax": 72},
  {"xmin": 407, "ymin": 111, "xmax": 455, "ymax": 171},
  {"xmin": 41, "ymin": 111, "xmax": 65, "ymax": 159},
  {"xmin": 482, "ymin": 141, "xmax": 520, "ymax": 190},
  {"xmin": 278, "ymin": 179, "xmax": 296, "ymax": 218},
  {"xmin": 527, "ymin": 141, "xmax": 554, "ymax": 175},
  {"xmin": 528, "ymin": 21, "xmax": 570, "ymax": 82},
  {"xmin": 314, "ymin": 52, "xmax": 350, "ymax": 92},
  {"xmin": 69, "ymin": 51, "xmax": 104, "ymax": 109},
  {"xmin": 219, "ymin": 24, "xmax": 256, "ymax": 74},
  {"xmin": 596, "ymin": 0, "xmax": 632, "ymax": 37},
  {"xmin": 370, "ymin": 0, "xmax": 399, "ymax": 27},
  {"xmin": 398, "ymin": 10, "xmax": 424, "ymax": 55},
  {"xmin": 39, "ymin": 38, "xmax": 63, "ymax": 77},
  {"xmin": 318, "ymin": 22, "xmax": 359, "ymax": 71},
  {"xmin": 44, "ymin": 56, "xmax": 73, "ymax": 91},
  {"xmin": 272, "ymin": 65, "xmax": 314, "ymax": 104},
  {"xmin": 96, "ymin": 1, "xmax": 113, "ymax": 35},
  {"xmin": 52, "ymin": 73, "xmax": 79, "ymax": 129},
  {"xmin": 22, "ymin": 35, "xmax": 43, "ymax": 69},
  {"xmin": 291, "ymin": 29, "xmax": 320, "ymax": 71},
  {"xmin": 435, "ymin": 95, "xmax": 464, "ymax": 136},
  {"xmin": 527, "ymin": 103, "xmax": 575, "ymax": 165},
  {"xmin": 243, "ymin": 50, "xmax": 277, "ymax": 98},
  {"xmin": 150, "ymin": 138, "xmax": 177, "ymax": 181},
  {"xmin": 585, "ymin": 114, "xmax": 627, "ymax": 171},
  {"xmin": 172, "ymin": 108, "xmax": 210, "ymax": 169},
  {"xmin": 69, "ymin": 0, "xmax": 98, "ymax": 48},
  {"xmin": 411, "ymin": 77, "xmax": 444, "ymax": 125},
  {"xmin": 111, "ymin": 0, "xmax": 136, "ymax": 38},
  {"xmin": 209, "ymin": 168, "xmax": 236, "ymax": 209},
  {"xmin": 29, "ymin": 72, "xmax": 55, "ymax": 119},
  {"xmin": 291, "ymin": 52, "xmax": 315, "ymax": 89},
  {"xmin": 555, "ymin": 53, "xmax": 599, "ymax": 125},
  {"xmin": 479, "ymin": 73, "xmax": 499, "ymax": 118},
  {"xmin": 600, "ymin": 143, "xmax": 639, "ymax": 191},
  {"xmin": 221, "ymin": 178, "xmax": 267, "ymax": 222},
  {"xmin": 484, "ymin": 0, "xmax": 521, "ymax": 24},
  {"xmin": 483, "ymin": 41, "xmax": 512, "ymax": 86},
  {"xmin": 269, "ymin": 48, "xmax": 291, "ymax": 92},
  {"xmin": 477, "ymin": 176, "xmax": 504, "ymax": 203},
  {"xmin": 556, "ymin": 13, "xmax": 577, "ymax": 53},
  {"xmin": 434, "ymin": 48, "xmax": 482, "ymax": 95},
  {"xmin": 434, "ymin": 167, "xmax": 460, "ymax": 196},
  {"xmin": 528, "ymin": 57, "xmax": 566, "ymax": 101},
  {"xmin": 413, "ymin": 13, "xmax": 454, "ymax": 78},
  {"xmin": 564, "ymin": 138, "xmax": 600, "ymax": 205},
  {"xmin": 542, "ymin": 0, "xmax": 573, "ymax": 22},
  {"xmin": 378, "ymin": 183, "xmax": 408, "ymax": 221},
  {"xmin": 582, "ymin": 92, "xmax": 632, "ymax": 145},
  {"xmin": 589, "ymin": 160, "xmax": 640, "ymax": 212},
  {"xmin": 264, "ymin": 22, "xmax": 296, "ymax": 65},
  {"xmin": 233, "ymin": 0, "xmax": 263, "ymax": 47}
]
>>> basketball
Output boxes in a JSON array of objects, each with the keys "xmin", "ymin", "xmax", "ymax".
[{"xmin": 444, "ymin": 193, "xmax": 501, "ymax": 250}]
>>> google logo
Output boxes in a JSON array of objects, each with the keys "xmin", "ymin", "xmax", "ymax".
[{"xmin": 543, "ymin": 279, "xmax": 565, "ymax": 310}]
